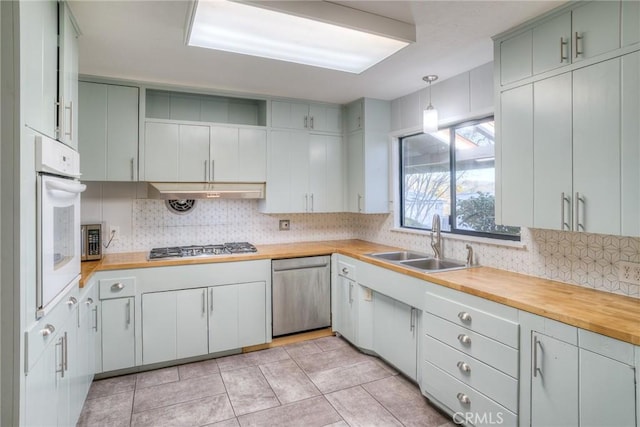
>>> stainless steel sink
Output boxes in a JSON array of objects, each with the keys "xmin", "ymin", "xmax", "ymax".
[
  {"xmin": 368, "ymin": 251, "xmax": 429, "ymax": 261},
  {"xmin": 399, "ymin": 258, "xmax": 466, "ymax": 272},
  {"xmin": 367, "ymin": 251, "xmax": 468, "ymax": 272}
]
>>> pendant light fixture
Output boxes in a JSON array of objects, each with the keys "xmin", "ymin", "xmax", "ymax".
[{"xmin": 422, "ymin": 75, "xmax": 439, "ymax": 133}]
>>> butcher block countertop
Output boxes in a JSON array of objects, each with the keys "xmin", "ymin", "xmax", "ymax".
[{"xmin": 81, "ymin": 239, "xmax": 640, "ymax": 345}]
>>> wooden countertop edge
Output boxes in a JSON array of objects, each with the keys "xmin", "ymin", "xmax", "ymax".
[{"xmin": 80, "ymin": 239, "xmax": 640, "ymax": 346}]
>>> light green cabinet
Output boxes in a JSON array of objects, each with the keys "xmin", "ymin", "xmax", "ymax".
[
  {"xmin": 308, "ymin": 134, "xmax": 343, "ymax": 212},
  {"xmin": 571, "ymin": 1, "xmax": 621, "ymax": 63},
  {"xmin": 79, "ymin": 82, "xmax": 139, "ymax": 181},
  {"xmin": 271, "ymin": 100, "xmax": 342, "ymax": 133},
  {"xmin": 622, "ymin": 0, "xmax": 640, "ymax": 47},
  {"xmin": 58, "ymin": 1, "xmax": 79, "ymax": 150},
  {"xmin": 621, "ymin": 51, "xmax": 640, "ymax": 236},
  {"xmin": 142, "ymin": 288, "xmax": 209, "ymax": 365},
  {"xmin": 101, "ymin": 297, "xmax": 135, "ymax": 372},
  {"xmin": 532, "ymin": 12, "xmax": 571, "ymax": 75},
  {"xmin": 373, "ymin": 292, "xmax": 418, "ymax": 380},
  {"xmin": 211, "ymin": 127, "xmax": 267, "ymax": 182},
  {"xmin": 335, "ymin": 274, "xmax": 358, "ymax": 345},
  {"xmin": 208, "ymin": 282, "xmax": 267, "ymax": 353}
]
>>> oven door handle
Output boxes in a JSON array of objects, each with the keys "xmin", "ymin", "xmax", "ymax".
[{"xmin": 45, "ymin": 180, "xmax": 87, "ymax": 195}]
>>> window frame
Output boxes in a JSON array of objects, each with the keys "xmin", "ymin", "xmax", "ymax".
[{"xmin": 399, "ymin": 116, "xmax": 520, "ymax": 242}]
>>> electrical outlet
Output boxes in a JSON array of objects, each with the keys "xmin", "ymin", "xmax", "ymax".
[
  {"xmin": 618, "ymin": 261, "xmax": 640, "ymax": 285},
  {"xmin": 109, "ymin": 225, "xmax": 120, "ymax": 241},
  {"xmin": 279, "ymin": 219, "xmax": 290, "ymax": 231}
]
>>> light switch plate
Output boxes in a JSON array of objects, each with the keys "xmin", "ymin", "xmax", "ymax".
[{"xmin": 618, "ymin": 261, "xmax": 640, "ymax": 285}]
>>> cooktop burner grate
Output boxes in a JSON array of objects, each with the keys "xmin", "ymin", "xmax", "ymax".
[{"xmin": 148, "ymin": 242, "xmax": 257, "ymax": 260}]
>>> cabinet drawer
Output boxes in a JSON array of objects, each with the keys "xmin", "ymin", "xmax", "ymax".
[
  {"xmin": 424, "ymin": 335, "xmax": 518, "ymax": 412},
  {"xmin": 337, "ymin": 259, "xmax": 356, "ymax": 281},
  {"xmin": 423, "ymin": 312, "xmax": 518, "ymax": 378},
  {"xmin": 425, "ymin": 292, "xmax": 519, "ymax": 348},
  {"xmin": 99, "ymin": 277, "xmax": 136, "ymax": 299},
  {"xmin": 422, "ymin": 361, "xmax": 517, "ymax": 427}
]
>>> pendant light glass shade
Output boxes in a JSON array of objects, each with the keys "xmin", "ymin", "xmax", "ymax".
[{"xmin": 422, "ymin": 75, "xmax": 438, "ymax": 133}]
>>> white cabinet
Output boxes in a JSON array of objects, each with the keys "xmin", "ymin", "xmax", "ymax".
[
  {"xmin": 78, "ymin": 82, "xmax": 139, "ymax": 181},
  {"xmin": 259, "ymin": 131, "xmax": 343, "ymax": 213},
  {"xmin": 621, "ymin": 51, "xmax": 640, "ymax": 236},
  {"xmin": 271, "ymin": 100, "xmax": 342, "ymax": 133},
  {"xmin": 335, "ymin": 267, "xmax": 358, "ymax": 345},
  {"xmin": 571, "ymin": 1, "xmax": 621, "ymax": 63},
  {"xmin": 143, "ymin": 122, "xmax": 266, "ymax": 182},
  {"xmin": 532, "ymin": 12, "xmax": 571, "ymax": 75},
  {"xmin": 72, "ymin": 283, "xmax": 99, "ymax": 422},
  {"xmin": 58, "ymin": 1, "xmax": 79, "ymax": 149},
  {"xmin": 344, "ymin": 98, "xmax": 390, "ymax": 214},
  {"xmin": 373, "ymin": 292, "xmax": 418, "ymax": 380},
  {"xmin": 142, "ymin": 288, "xmax": 209, "ymax": 365},
  {"xmin": 20, "ymin": 0, "xmax": 59, "ymax": 139},
  {"xmin": 99, "ymin": 276, "xmax": 136, "ymax": 372},
  {"xmin": 208, "ymin": 282, "xmax": 267, "ymax": 353}
]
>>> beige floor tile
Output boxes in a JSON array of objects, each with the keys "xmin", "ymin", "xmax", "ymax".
[
  {"xmin": 77, "ymin": 390, "xmax": 134, "ymax": 427},
  {"xmin": 178, "ymin": 358, "xmax": 220, "ymax": 380},
  {"xmin": 308, "ymin": 359, "xmax": 395, "ymax": 394},
  {"xmin": 133, "ymin": 373, "xmax": 226, "ymax": 413},
  {"xmin": 136, "ymin": 366, "xmax": 179, "ymax": 389},
  {"xmin": 86, "ymin": 374, "xmax": 136, "ymax": 400},
  {"xmin": 237, "ymin": 396, "xmax": 342, "ymax": 427},
  {"xmin": 259, "ymin": 359, "xmax": 321, "ymax": 404},
  {"xmin": 131, "ymin": 394, "xmax": 235, "ymax": 427},
  {"xmin": 294, "ymin": 346, "xmax": 369, "ymax": 374},
  {"xmin": 326, "ymin": 386, "xmax": 402, "ymax": 427},
  {"xmin": 283, "ymin": 340, "xmax": 323, "ymax": 359},
  {"xmin": 221, "ymin": 366, "xmax": 280, "ymax": 416}
]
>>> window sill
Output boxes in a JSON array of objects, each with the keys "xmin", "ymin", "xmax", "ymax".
[{"xmin": 389, "ymin": 227, "xmax": 527, "ymax": 249}]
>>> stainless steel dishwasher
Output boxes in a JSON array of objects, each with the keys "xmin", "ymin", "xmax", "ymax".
[{"xmin": 272, "ymin": 256, "xmax": 331, "ymax": 336}]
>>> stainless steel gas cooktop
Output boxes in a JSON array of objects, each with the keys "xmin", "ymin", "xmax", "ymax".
[{"xmin": 148, "ymin": 242, "xmax": 257, "ymax": 260}]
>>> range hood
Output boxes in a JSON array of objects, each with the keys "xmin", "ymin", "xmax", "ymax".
[{"xmin": 147, "ymin": 182, "xmax": 265, "ymax": 200}]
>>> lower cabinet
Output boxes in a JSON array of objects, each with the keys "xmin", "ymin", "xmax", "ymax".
[
  {"xmin": 101, "ymin": 297, "xmax": 135, "ymax": 372},
  {"xmin": 209, "ymin": 281, "xmax": 267, "ymax": 353},
  {"xmin": 373, "ymin": 292, "xmax": 418, "ymax": 380},
  {"xmin": 335, "ymin": 274, "xmax": 358, "ymax": 344}
]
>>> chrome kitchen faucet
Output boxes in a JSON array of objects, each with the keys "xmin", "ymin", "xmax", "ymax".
[{"xmin": 431, "ymin": 214, "xmax": 442, "ymax": 260}]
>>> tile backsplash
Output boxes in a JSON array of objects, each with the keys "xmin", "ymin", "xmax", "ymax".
[{"xmin": 82, "ymin": 182, "xmax": 640, "ymax": 298}]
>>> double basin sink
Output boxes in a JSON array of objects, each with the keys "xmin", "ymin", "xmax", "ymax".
[{"xmin": 367, "ymin": 250, "xmax": 468, "ymax": 273}]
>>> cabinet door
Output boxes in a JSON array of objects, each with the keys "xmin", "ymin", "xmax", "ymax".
[
  {"xmin": 622, "ymin": 0, "xmax": 640, "ymax": 47},
  {"xmin": 533, "ymin": 73, "xmax": 573, "ymax": 230},
  {"xmin": 337, "ymin": 276, "xmax": 357, "ymax": 344},
  {"xmin": 144, "ymin": 122, "xmax": 180, "ymax": 181},
  {"xmin": 176, "ymin": 288, "xmax": 209, "ymax": 359},
  {"xmin": 238, "ymin": 128, "xmax": 267, "ymax": 182},
  {"xmin": 531, "ymin": 332, "xmax": 578, "ymax": 427},
  {"xmin": 346, "ymin": 100, "xmax": 363, "ymax": 132},
  {"xmin": 210, "ymin": 125, "xmax": 239, "ymax": 181},
  {"xmin": 101, "ymin": 298, "xmax": 135, "ymax": 372},
  {"xmin": 271, "ymin": 100, "xmax": 308, "ymax": 130},
  {"xmin": 373, "ymin": 293, "xmax": 417, "ymax": 380},
  {"xmin": 621, "ymin": 51, "xmax": 640, "ymax": 236},
  {"xmin": 58, "ymin": 2, "xmax": 79, "ymax": 149},
  {"xmin": 572, "ymin": 1, "xmax": 620, "ymax": 63},
  {"xmin": 499, "ymin": 85, "xmax": 533, "ymax": 227},
  {"xmin": 142, "ymin": 291, "xmax": 177, "ymax": 365},
  {"xmin": 208, "ymin": 285, "xmax": 238, "ymax": 353},
  {"xmin": 178, "ymin": 124, "xmax": 210, "ymax": 182},
  {"xmin": 573, "ymin": 58, "xmax": 621, "ymax": 235},
  {"xmin": 500, "ymin": 30, "xmax": 532, "ymax": 85},
  {"xmin": 79, "ymin": 82, "xmax": 108, "ymax": 180},
  {"xmin": 237, "ymin": 282, "xmax": 266, "ymax": 347},
  {"xmin": 24, "ymin": 334, "xmax": 59, "ymax": 427},
  {"xmin": 106, "ymin": 85, "xmax": 139, "ymax": 181},
  {"xmin": 309, "ymin": 134, "xmax": 343, "ymax": 213},
  {"xmin": 346, "ymin": 132, "xmax": 365, "ymax": 213},
  {"xmin": 309, "ymin": 104, "xmax": 342, "ymax": 133},
  {"xmin": 532, "ymin": 12, "xmax": 571, "ymax": 75},
  {"xmin": 264, "ymin": 130, "xmax": 309, "ymax": 213},
  {"xmin": 579, "ymin": 348, "xmax": 636, "ymax": 427},
  {"xmin": 20, "ymin": 0, "xmax": 59, "ymax": 139}
]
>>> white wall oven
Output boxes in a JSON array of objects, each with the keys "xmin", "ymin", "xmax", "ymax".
[{"xmin": 36, "ymin": 134, "xmax": 86, "ymax": 318}]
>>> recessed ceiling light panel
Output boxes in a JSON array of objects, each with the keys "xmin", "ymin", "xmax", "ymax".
[{"xmin": 187, "ymin": 0, "xmax": 412, "ymax": 74}]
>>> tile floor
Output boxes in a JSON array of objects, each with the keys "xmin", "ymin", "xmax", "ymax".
[{"xmin": 78, "ymin": 336, "xmax": 454, "ymax": 427}]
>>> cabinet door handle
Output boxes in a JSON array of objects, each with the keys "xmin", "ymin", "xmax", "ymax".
[
  {"xmin": 533, "ymin": 335, "xmax": 543, "ymax": 377},
  {"xmin": 561, "ymin": 192, "xmax": 572, "ymax": 230},
  {"xmin": 92, "ymin": 306, "xmax": 99, "ymax": 332},
  {"xmin": 310, "ymin": 116, "xmax": 314, "ymax": 129},
  {"xmin": 358, "ymin": 116, "xmax": 361, "ymax": 129},
  {"xmin": 409, "ymin": 307, "xmax": 415, "ymax": 332},
  {"xmin": 574, "ymin": 192, "xmax": 585, "ymax": 231},
  {"xmin": 310, "ymin": 194, "xmax": 314, "ymax": 212},
  {"xmin": 125, "ymin": 300, "xmax": 131, "ymax": 327},
  {"xmin": 304, "ymin": 116, "xmax": 308, "ymax": 128},
  {"xmin": 56, "ymin": 96, "xmax": 64, "ymax": 138},
  {"xmin": 457, "ymin": 312, "xmax": 472, "ymax": 323},
  {"xmin": 66, "ymin": 296, "xmax": 78, "ymax": 306},
  {"xmin": 457, "ymin": 334, "xmax": 471, "ymax": 345},
  {"xmin": 305, "ymin": 194, "xmax": 309, "ymax": 212},
  {"xmin": 41, "ymin": 324, "xmax": 56, "ymax": 337},
  {"xmin": 64, "ymin": 101, "xmax": 73, "ymax": 140},
  {"xmin": 341, "ymin": 267, "xmax": 349, "ymax": 275},
  {"xmin": 209, "ymin": 288, "xmax": 214, "ymax": 313},
  {"xmin": 63, "ymin": 332, "xmax": 68, "ymax": 373},
  {"xmin": 211, "ymin": 160, "xmax": 215, "ymax": 181},
  {"xmin": 457, "ymin": 361, "xmax": 471, "ymax": 373},
  {"xmin": 559, "ymin": 37, "xmax": 568, "ymax": 62},
  {"xmin": 456, "ymin": 393, "xmax": 471, "ymax": 405},
  {"xmin": 130, "ymin": 158, "xmax": 135, "ymax": 181},
  {"xmin": 111, "ymin": 282, "xmax": 124, "ymax": 291},
  {"xmin": 86, "ymin": 298, "xmax": 94, "ymax": 306},
  {"xmin": 204, "ymin": 160, "xmax": 208, "ymax": 182},
  {"xmin": 574, "ymin": 32, "xmax": 583, "ymax": 58},
  {"xmin": 357, "ymin": 194, "xmax": 363, "ymax": 212},
  {"xmin": 56, "ymin": 337, "xmax": 65, "ymax": 377},
  {"xmin": 348, "ymin": 282, "xmax": 353, "ymax": 304},
  {"xmin": 201, "ymin": 289, "xmax": 206, "ymax": 315}
]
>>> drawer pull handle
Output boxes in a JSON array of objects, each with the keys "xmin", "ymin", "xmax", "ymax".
[
  {"xmin": 86, "ymin": 297, "xmax": 94, "ymax": 306},
  {"xmin": 456, "ymin": 393, "xmax": 471, "ymax": 405},
  {"xmin": 457, "ymin": 312, "xmax": 472, "ymax": 322},
  {"xmin": 457, "ymin": 334, "xmax": 471, "ymax": 345},
  {"xmin": 342, "ymin": 267, "xmax": 349, "ymax": 275},
  {"xmin": 66, "ymin": 296, "xmax": 78, "ymax": 306},
  {"xmin": 111, "ymin": 282, "xmax": 124, "ymax": 291},
  {"xmin": 457, "ymin": 361, "xmax": 471, "ymax": 373},
  {"xmin": 41, "ymin": 324, "xmax": 56, "ymax": 337}
]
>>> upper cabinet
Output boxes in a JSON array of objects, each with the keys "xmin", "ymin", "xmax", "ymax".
[
  {"xmin": 495, "ymin": 1, "xmax": 639, "ymax": 236},
  {"xmin": 498, "ymin": 1, "xmax": 622, "ymax": 86},
  {"xmin": 622, "ymin": 0, "xmax": 640, "ymax": 47},
  {"xmin": 271, "ymin": 100, "xmax": 342, "ymax": 133},
  {"xmin": 78, "ymin": 82, "xmax": 139, "ymax": 181},
  {"xmin": 21, "ymin": 0, "xmax": 78, "ymax": 147}
]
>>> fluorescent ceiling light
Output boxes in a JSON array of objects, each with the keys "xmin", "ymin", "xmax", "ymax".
[{"xmin": 187, "ymin": 0, "xmax": 412, "ymax": 74}]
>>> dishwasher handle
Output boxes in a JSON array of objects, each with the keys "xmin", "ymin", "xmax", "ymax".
[{"xmin": 273, "ymin": 263, "xmax": 328, "ymax": 272}]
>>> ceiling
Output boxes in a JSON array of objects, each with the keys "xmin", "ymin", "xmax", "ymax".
[{"xmin": 70, "ymin": 0, "xmax": 565, "ymax": 104}]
